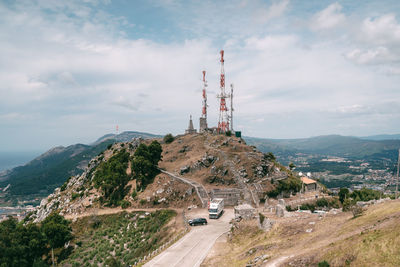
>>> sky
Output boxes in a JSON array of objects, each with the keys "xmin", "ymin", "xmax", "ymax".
[{"xmin": 1, "ymin": 0, "xmax": 400, "ymax": 152}]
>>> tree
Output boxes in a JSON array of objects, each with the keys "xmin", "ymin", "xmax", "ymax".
[
  {"xmin": 132, "ymin": 142, "xmax": 162, "ymax": 190},
  {"xmin": 93, "ymin": 149, "xmax": 131, "ymax": 206},
  {"xmin": 0, "ymin": 217, "xmax": 48, "ymax": 267},
  {"xmin": 41, "ymin": 212, "xmax": 73, "ymax": 266},
  {"xmin": 338, "ymin": 188, "xmax": 350, "ymax": 204},
  {"xmin": 148, "ymin": 140, "xmax": 162, "ymax": 165}
]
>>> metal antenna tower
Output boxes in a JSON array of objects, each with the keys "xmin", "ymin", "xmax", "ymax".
[
  {"xmin": 396, "ymin": 148, "xmax": 400, "ymax": 199},
  {"xmin": 199, "ymin": 70, "xmax": 208, "ymax": 132},
  {"xmin": 217, "ymin": 50, "xmax": 230, "ymax": 133}
]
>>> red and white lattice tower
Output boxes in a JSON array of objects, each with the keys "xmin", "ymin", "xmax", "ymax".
[{"xmin": 217, "ymin": 50, "xmax": 229, "ymax": 133}]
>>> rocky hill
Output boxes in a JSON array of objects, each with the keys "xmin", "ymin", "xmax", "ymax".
[
  {"xmin": 0, "ymin": 131, "xmax": 161, "ymax": 202},
  {"xmin": 30, "ymin": 133, "xmax": 296, "ymax": 223}
]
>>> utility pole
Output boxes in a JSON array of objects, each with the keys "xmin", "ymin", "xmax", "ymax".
[
  {"xmin": 396, "ymin": 148, "xmax": 400, "ymax": 199},
  {"xmin": 230, "ymin": 83, "xmax": 234, "ymax": 132}
]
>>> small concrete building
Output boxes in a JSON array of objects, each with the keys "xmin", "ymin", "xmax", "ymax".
[
  {"xmin": 211, "ymin": 188, "xmax": 242, "ymax": 206},
  {"xmin": 301, "ymin": 176, "xmax": 317, "ymax": 191},
  {"xmin": 234, "ymin": 204, "xmax": 256, "ymax": 220}
]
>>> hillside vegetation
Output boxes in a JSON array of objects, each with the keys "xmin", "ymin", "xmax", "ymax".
[
  {"xmin": 0, "ymin": 131, "xmax": 160, "ymax": 203},
  {"xmin": 62, "ymin": 210, "xmax": 177, "ymax": 267}
]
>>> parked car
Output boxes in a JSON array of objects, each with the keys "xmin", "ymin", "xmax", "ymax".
[{"xmin": 188, "ymin": 218, "xmax": 207, "ymax": 226}]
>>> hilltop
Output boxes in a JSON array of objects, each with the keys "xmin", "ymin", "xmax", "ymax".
[{"xmin": 29, "ymin": 132, "xmax": 295, "ymax": 222}]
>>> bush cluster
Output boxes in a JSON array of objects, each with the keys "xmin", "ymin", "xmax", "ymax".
[
  {"xmin": 131, "ymin": 141, "xmax": 162, "ymax": 191},
  {"xmin": 0, "ymin": 212, "xmax": 72, "ymax": 266},
  {"xmin": 267, "ymin": 177, "xmax": 302, "ymax": 198}
]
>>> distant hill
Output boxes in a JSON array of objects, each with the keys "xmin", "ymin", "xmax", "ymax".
[
  {"xmin": 93, "ymin": 131, "xmax": 161, "ymax": 145},
  {"xmin": 0, "ymin": 140, "xmax": 114, "ymax": 197},
  {"xmin": 360, "ymin": 134, "xmax": 400, "ymax": 141},
  {"xmin": 244, "ymin": 134, "xmax": 400, "ymax": 158},
  {"xmin": 0, "ymin": 131, "xmax": 160, "ymax": 199}
]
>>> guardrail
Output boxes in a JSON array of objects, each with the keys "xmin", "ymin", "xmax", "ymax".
[{"xmin": 134, "ymin": 210, "xmax": 190, "ymax": 266}]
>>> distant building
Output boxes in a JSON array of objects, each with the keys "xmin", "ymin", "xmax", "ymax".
[
  {"xmin": 301, "ymin": 176, "xmax": 317, "ymax": 192},
  {"xmin": 185, "ymin": 115, "xmax": 197, "ymax": 134}
]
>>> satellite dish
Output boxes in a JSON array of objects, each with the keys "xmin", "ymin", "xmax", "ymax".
[
  {"xmin": 298, "ymin": 172, "xmax": 303, "ymax": 176},
  {"xmin": 307, "ymin": 172, "xmax": 311, "ymax": 177}
]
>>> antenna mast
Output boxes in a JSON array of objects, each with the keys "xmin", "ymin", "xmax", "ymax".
[
  {"xmin": 217, "ymin": 50, "xmax": 230, "ymax": 133},
  {"xmin": 199, "ymin": 71, "xmax": 208, "ymax": 132},
  {"xmin": 202, "ymin": 71, "xmax": 207, "ymax": 120},
  {"xmin": 230, "ymin": 83, "xmax": 234, "ymax": 132},
  {"xmin": 396, "ymin": 148, "xmax": 400, "ymax": 199}
]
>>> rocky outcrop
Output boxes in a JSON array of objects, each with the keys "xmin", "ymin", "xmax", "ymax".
[{"xmin": 30, "ymin": 138, "xmax": 143, "ymax": 223}]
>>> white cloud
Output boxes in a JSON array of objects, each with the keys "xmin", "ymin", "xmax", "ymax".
[
  {"xmin": 256, "ymin": 0, "xmax": 290, "ymax": 23},
  {"xmin": 1, "ymin": 0, "xmax": 400, "ymax": 150},
  {"xmin": 345, "ymin": 13, "xmax": 400, "ymax": 70},
  {"xmin": 311, "ymin": 2, "xmax": 346, "ymax": 31},
  {"xmin": 361, "ymin": 13, "xmax": 400, "ymax": 46}
]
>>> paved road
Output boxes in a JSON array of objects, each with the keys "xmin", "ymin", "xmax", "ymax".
[{"xmin": 144, "ymin": 208, "xmax": 233, "ymax": 267}]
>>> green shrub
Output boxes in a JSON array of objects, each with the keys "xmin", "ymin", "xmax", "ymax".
[
  {"xmin": 263, "ymin": 152, "xmax": 276, "ymax": 161},
  {"xmin": 286, "ymin": 205, "xmax": 295, "ymax": 211},
  {"xmin": 300, "ymin": 203, "xmax": 316, "ymax": 212},
  {"xmin": 71, "ymin": 192, "xmax": 80, "ymax": 200},
  {"xmin": 60, "ymin": 182, "xmax": 68, "ymax": 192},
  {"xmin": 153, "ymin": 197, "xmax": 160, "ymax": 205},
  {"xmin": 350, "ymin": 188, "xmax": 381, "ymax": 202},
  {"xmin": 267, "ymin": 177, "xmax": 302, "ymax": 198},
  {"xmin": 120, "ymin": 200, "xmax": 130, "ymax": 209},
  {"xmin": 342, "ymin": 198, "xmax": 353, "ymax": 211},
  {"xmin": 131, "ymin": 190, "xmax": 137, "ymax": 199},
  {"xmin": 316, "ymin": 198, "xmax": 329, "ymax": 207},
  {"xmin": 259, "ymin": 213, "xmax": 265, "ymax": 224},
  {"xmin": 163, "ymin": 133, "xmax": 174, "ymax": 144},
  {"xmin": 318, "ymin": 261, "xmax": 330, "ymax": 267}
]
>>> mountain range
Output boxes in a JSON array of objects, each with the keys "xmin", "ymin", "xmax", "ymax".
[
  {"xmin": 244, "ymin": 134, "xmax": 400, "ymax": 158},
  {"xmin": 0, "ymin": 131, "xmax": 160, "ymax": 200},
  {"xmin": 0, "ymin": 131, "xmax": 399, "ymax": 202}
]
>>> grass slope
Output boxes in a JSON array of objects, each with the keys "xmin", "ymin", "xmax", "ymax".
[{"xmin": 202, "ymin": 200, "xmax": 400, "ymax": 267}]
